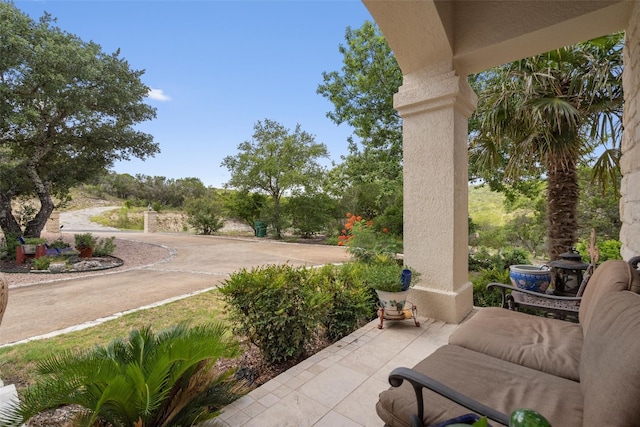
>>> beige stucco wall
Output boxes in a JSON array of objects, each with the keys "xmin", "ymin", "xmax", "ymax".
[{"xmin": 621, "ymin": 1, "xmax": 640, "ymax": 260}]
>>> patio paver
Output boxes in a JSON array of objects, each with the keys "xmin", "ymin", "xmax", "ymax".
[{"xmin": 211, "ymin": 316, "xmax": 461, "ymax": 427}]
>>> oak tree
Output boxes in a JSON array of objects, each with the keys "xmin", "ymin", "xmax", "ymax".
[
  {"xmin": 0, "ymin": 4, "xmax": 159, "ymax": 237},
  {"xmin": 221, "ymin": 119, "xmax": 328, "ymax": 238}
]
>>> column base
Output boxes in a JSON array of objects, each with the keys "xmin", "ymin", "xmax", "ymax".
[{"xmin": 408, "ymin": 282, "xmax": 474, "ymax": 324}]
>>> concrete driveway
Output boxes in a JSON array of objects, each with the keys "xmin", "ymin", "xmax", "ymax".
[{"xmin": 0, "ymin": 232, "xmax": 350, "ymax": 346}]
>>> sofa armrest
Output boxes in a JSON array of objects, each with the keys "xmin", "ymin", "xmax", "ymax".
[{"xmin": 388, "ymin": 367, "xmax": 510, "ymax": 427}]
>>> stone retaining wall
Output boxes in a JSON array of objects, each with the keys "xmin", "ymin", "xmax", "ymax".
[{"xmin": 143, "ymin": 211, "xmax": 252, "ymax": 234}]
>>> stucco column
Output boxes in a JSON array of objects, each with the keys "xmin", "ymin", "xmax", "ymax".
[
  {"xmin": 621, "ymin": 1, "xmax": 640, "ymax": 259},
  {"xmin": 395, "ymin": 66, "xmax": 477, "ymax": 324}
]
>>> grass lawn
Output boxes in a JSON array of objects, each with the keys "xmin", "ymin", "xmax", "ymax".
[{"xmin": 0, "ymin": 289, "xmax": 228, "ymax": 391}]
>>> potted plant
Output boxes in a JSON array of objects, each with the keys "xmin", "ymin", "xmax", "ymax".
[
  {"xmin": 74, "ymin": 233, "xmax": 97, "ymax": 258},
  {"xmin": 360, "ymin": 260, "xmax": 417, "ymax": 316},
  {"xmin": 20, "ymin": 237, "xmax": 46, "ymax": 255}
]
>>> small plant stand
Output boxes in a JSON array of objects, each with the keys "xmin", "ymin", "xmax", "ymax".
[{"xmin": 377, "ymin": 302, "xmax": 420, "ymax": 329}]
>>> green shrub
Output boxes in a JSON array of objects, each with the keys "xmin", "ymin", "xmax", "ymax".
[
  {"xmin": 74, "ymin": 233, "xmax": 97, "ymax": 249},
  {"xmin": 33, "ymin": 256, "xmax": 53, "ymax": 271},
  {"xmin": 357, "ymin": 259, "xmax": 407, "ymax": 292},
  {"xmin": 185, "ymin": 196, "xmax": 224, "ymax": 235},
  {"xmin": 93, "ymin": 236, "xmax": 116, "ymax": 256},
  {"xmin": 469, "ymin": 247, "xmax": 494, "ymax": 271},
  {"xmin": 23, "ymin": 237, "xmax": 46, "ymax": 245},
  {"xmin": 1, "ymin": 232, "xmax": 21, "ymax": 260},
  {"xmin": 219, "ymin": 265, "xmax": 330, "ymax": 364},
  {"xmin": 47, "ymin": 239, "xmax": 70, "ymax": 250},
  {"xmin": 496, "ymin": 247, "xmax": 530, "ymax": 270},
  {"xmin": 472, "ymin": 267, "xmax": 510, "ymax": 308},
  {"xmin": 469, "ymin": 246, "xmax": 530, "ymax": 272},
  {"xmin": 33, "ymin": 256, "xmax": 67, "ymax": 271},
  {"xmin": 115, "ymin": 206, "xmax": 144, "ymax": 230},
  {"xmin": 576, "ymin": 239, "xmax": 622, "ymax": 263},
  {"xmin": 286, "ymin": 193, "xmax": 336, "ymax": 238},
  {"xmin": 345, "ymin": 219, "xmax": 402, "ymax": 263},
  {"xmin": 314, "ymin": 264, "xmax": 376, "ymax": 341}
]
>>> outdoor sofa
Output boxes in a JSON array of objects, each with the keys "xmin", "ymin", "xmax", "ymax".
[{"xmin": 376, "ymin": 259, "xmax": 640, "ymax": 427}]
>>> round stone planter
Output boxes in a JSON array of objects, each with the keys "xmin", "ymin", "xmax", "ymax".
[{"xmin": 509, "ymin": 264, "xmax": 552, "ymax": 293}]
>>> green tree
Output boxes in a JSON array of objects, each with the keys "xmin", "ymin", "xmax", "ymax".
[
  {"xmin": 469, "ymin": 33, "xmax": 623, "ymax": 260},
  {"xmin": 0, "ymin": 323, "xmax": 245, "ymax": 427},
  {"xmin": 317, "ymin": 21, "xmax": 403, "ymax": 195},
  {"xmin": 185, "ymin": 192, "xmax": 224, "ymax": 235},
  {"xmin": 101, "ymin": 172, "xmax": 138, "ymax": 200},
  {"xmin": 0, "ymin": 4, "xmax": 158, "ymax": 238},
  {"xmin": 221, "ymin": 119, "xmax": 329, "ymax": 238},
  {"xmin": 222, "ymin": 190, "xmax": 267, "ymax": 232},
  {"xmin": 577, "ymin": 166, "xmax": 621, "ymax": 242},
  {"xmin": 501, "ymin": 181, "xmax": 548, "ymax": 257},
  {"xmin": 286, "ymin": 192, "xmax": 337, "ymax": 238}
]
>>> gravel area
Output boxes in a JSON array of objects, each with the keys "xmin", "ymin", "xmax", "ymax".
[{"xmin": 2, "ymin": 233, "xmax": 172, "ymax": 287}]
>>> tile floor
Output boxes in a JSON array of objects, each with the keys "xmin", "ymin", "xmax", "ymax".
[{"xmin": 212, "ymin": 315, "xmax": 462, "ymax": 427}]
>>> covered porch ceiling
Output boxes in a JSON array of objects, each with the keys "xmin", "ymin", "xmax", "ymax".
[{"xmin": 363, "ymin": 0, "xmax": 633, "ymax": 76}]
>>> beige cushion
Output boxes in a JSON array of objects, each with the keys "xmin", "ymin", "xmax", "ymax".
[
  {"xmin": 580, "ymin": 291, "xmax": 640, "ymax": 426},
  {"xmin": 449, "ymin": 307, "xmax": 583, "ymax": 381},
  {"xmin": 376, "ymin": 345, "xmax": 583, "ymax": 427},
  {"xmin": 579, "ymin": 260, "xmax": 640, "ymax": 332}
]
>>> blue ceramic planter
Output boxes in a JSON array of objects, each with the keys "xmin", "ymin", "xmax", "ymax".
[{"xmin": 509, "ymin": 265, "xmax": 551, "ymax": 293}]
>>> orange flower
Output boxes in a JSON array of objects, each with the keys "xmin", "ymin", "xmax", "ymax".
[
  {"xmin": 382, "ymin": 227, "xmax": 388, "ymax": 233},
  {"xmin": 345, "ymin": 222, "xmax": 353, "ymax": 230},
  {"xmin": 346, "ymin": 212, "xmax": 352, "ymax": 218}
]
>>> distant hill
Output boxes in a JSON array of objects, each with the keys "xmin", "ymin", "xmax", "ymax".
[{"xmin": 468, "ymin": 185, "xmax": 509, "ymax": 227}]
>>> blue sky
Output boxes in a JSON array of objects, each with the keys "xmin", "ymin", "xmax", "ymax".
[{"xmin": 14, "ymin": 1, "xmax": 374, "ymax": 188}]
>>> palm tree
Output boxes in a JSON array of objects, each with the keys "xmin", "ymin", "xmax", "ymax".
[
  {"xmin": 470, "ymin": 33, "xmax": 623, "ymax": 260},
  {"xmin": 1, "ymin": 322, "xmax": 246, "ymax": 427}
]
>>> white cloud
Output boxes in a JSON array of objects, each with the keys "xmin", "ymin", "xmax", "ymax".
[{"xmin": 147, "ymin": 88, "xmax": 171, "ymax": 101}]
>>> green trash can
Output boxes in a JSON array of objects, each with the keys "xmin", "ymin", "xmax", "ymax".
[{"xmin": 254, "ymin": 220, "xmax": 267, "ymax": 238}]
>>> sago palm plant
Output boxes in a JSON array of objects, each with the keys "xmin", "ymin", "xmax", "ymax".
[{"xmin": 0, "ymin": 322, "xmax": 246, "ymax": 427}]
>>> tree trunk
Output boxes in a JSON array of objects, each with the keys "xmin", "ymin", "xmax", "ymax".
[
  {"xmin": 22, "ymin": 166, "xmax": 54, "ymax": 238},
  {"xmin": 273, "ymin": 195, "xmax": 282, "ymax": 239},
  {"xmin": 546, "ymin": 156, "xmax": 579, "ymax": 261},
  {"xmin": 0, "ymin": 192, "xmax": 22, "ymax": 236}
]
